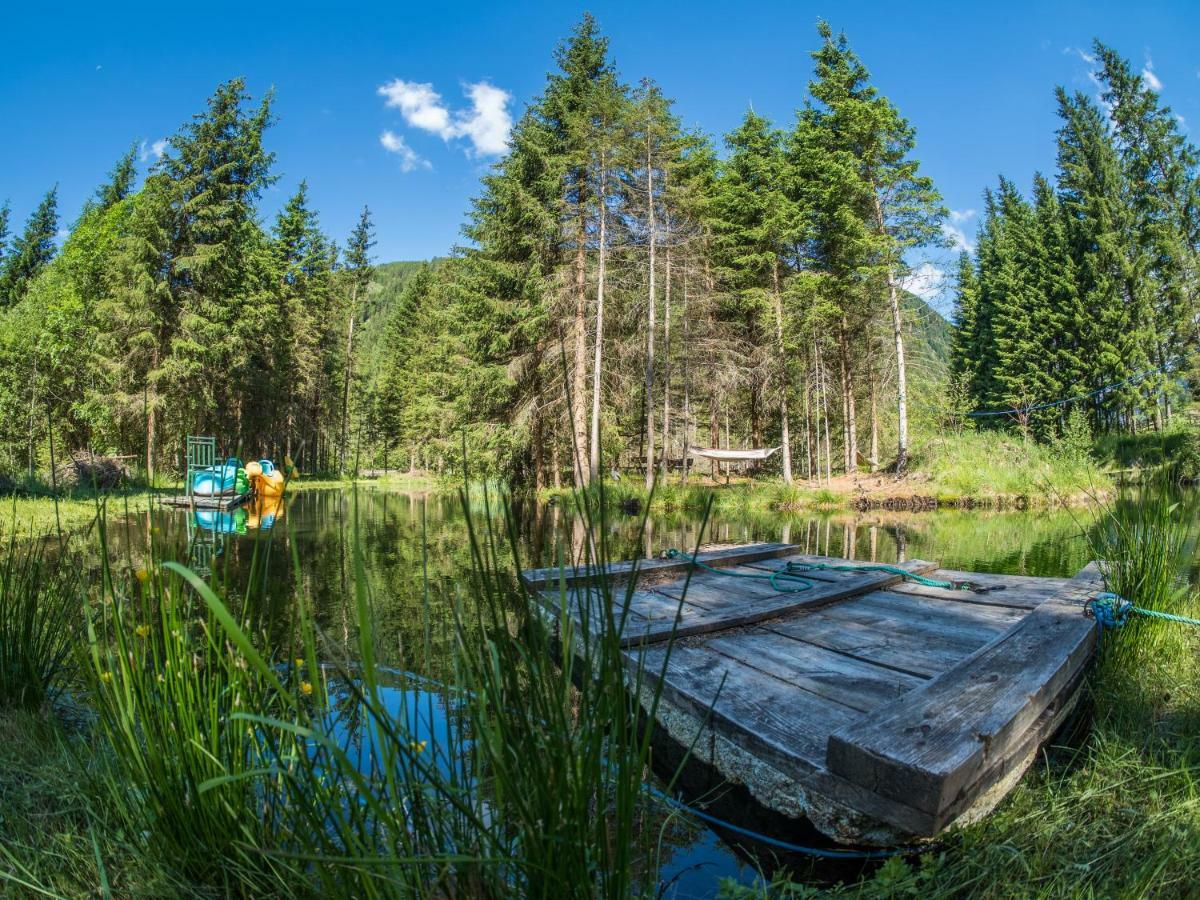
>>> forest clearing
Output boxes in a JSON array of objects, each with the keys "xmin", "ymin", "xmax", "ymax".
[{"xmin": 3, "ymin": 4, "xmax": 1200, "ymax": 898}]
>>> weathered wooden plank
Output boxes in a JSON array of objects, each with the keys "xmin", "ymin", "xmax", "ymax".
[
  {"xmin": 704, "ymin": 628, "xmax": 926, "ymax": 713},
  {"xmin": 519, "ymin": 543, "xmax": 796, "ymax": 591},
  {"xmin": 636, "ymin": 642, "xmax": 863, "ymax": 771},
  {"xmin": 853, "ymin": 589, "xmax": 1026, "ymax": 629},
  {"xmin": 800, "ymin": 591, "xmax": 1015, "ymax": 649},
  {"xmin": 742, "ymin": 556, "xmax": 938, "ymax": 584},
  {"xmin": 766, "ymin": 613, "xmax": 986, "ymax": 678},
  {"xmin": 825, "ymin": 563, "xmax": 1103, "ymax": 818},
  {"xmin": 628, "ymin": 560, "xmax": 940, "ymax": 646}
]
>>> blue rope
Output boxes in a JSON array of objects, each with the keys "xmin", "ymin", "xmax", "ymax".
[
  {"xmin": 1087, "ymin": 591, "xmax": 1200, "ymax": 633},
  {"xmin": 647, "ymin": 785, "xmax": 926, "ymax": 860}
]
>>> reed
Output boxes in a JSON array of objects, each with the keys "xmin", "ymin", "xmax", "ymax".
[{"xmin": 0, "ymin": 531, "xmax": 78, "ymax": 710}]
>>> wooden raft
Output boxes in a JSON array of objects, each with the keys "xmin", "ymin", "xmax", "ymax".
[
  {"xmin": 161, "ymin": 490, "xmax": 254, "ymax": 511},
  {"xmin": 522, "ymin": 543, "xmax": 1104, "ymax": 843}
]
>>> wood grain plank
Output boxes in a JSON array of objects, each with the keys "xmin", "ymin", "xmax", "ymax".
[
  {"xmin": 704, "ymin": 629, "xmax": 926, "ymax": 713},
  {"xmin": 825, "ymin": 563, "xmax": 1103, "ymax": 818},
  {"xmin": 636, "ymin": 642, "xmax": 863, "ymax": 771},
  {"xmin": 766, "ymin": 614, "xmax": 984, "ymax": 678},
  {"xmin": 520, "ymin": 542, "xmax": 797, "ymax": 591}
]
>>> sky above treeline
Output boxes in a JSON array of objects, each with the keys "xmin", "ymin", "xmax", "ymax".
[{"xmin": 3, "ymin": 0, "xmax": 1198, "ymax": 313}]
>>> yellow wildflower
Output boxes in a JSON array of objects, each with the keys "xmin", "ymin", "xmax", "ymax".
[
  {"xmin": 300, "ymin": 681, "xmax": 314, "ymax": 697},
  {"xmin": 135, "ymin": 568, "xmax": 150, "ymax": 584},
  {"xmin": 294, "ymin": 658, "xmax": 305, "ymax": 669},
  {"xmin": 135, "ymin": 625, "xmax": 151, "ymax": 639},
  {"xmin": 100, "ymin": 671, "xmax": 113, "ymax": 684},
  {"xmin": 409, "ymin": 740, "xmax": 427, "ymax": 754}
]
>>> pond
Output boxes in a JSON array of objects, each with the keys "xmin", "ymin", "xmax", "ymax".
[{"xmin": 104, "ymin": 485, "xmax": 1116, "ymax": 897}]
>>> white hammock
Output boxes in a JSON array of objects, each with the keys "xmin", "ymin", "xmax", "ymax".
[{"xmin": 687, "ymin": 446, "xmax": 781, "ymax": 462}]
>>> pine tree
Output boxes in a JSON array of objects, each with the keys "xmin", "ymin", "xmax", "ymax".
[
  {"xmin": 156, "ymin": 78, "xmax": 276, "ymax": 445},
  {"xmin": 90, "ymin": 144, "xmax": 139, "ymax": 212},
  {"xmin": 1093, "ymin": 41, "xmax": 1199, "ymax": 422},
  {"xmin": 1056, "ymin": 87, "xmax": 1151, "ymax": 430},
  {"xmin": 339, "ymin": 206, "xmax": 375, "ymax": 473},
  {"xmin": 0, "ymin": 187, "xmax": 59, "ymax": 308},
  {"xmin": 949, "ymin": 250, "xmax": 979, "ymax": 392},
  {"xmin": 714, "ymin": 109, "xmax": 799, "ymax": 481},
  {"xmin": 806, "ymin": 22, "xmax": 945, "ymax": 471}
]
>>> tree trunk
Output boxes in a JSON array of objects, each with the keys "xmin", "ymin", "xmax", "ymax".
[
  {"xmin": 709, "ymin": 402, "xmax": 719, "ymax": 481},
  {"xmin": 681, "ymin": 267, "xmax": 692, "ymax": 485},
  {"xmin": 661, "ymin": 243, "xmax": 672, "ymax": 480},
  {"xmin": 771, "ymin": 259, "xmax": 793, "ymax": 484},
  {"xmin": 872, "ymin": 188, "xmax": 909, "ymax": 473},
  {"xmin": 839, "ymin": 315, "xmax": 857, "ymax": 474},
  {"xmin": 589, "ymin": 160, "xmax": 608, "ymax": 481},
  {"xmin": 338, "ymin": 282, "xmax": 359, "ymax": 475},
  {"xmin": 868, "ymin": 358, "xmax": 879, "ymax": 473},
  {"xmin": 644, "ymin": 140, "xmax": 657, "ymax": 492},
  {"xmin": 572, "ymin": 208, "xmax": 589, "ymax": 487}
]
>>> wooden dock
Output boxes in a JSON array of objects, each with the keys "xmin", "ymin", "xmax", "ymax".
[
  {"xmin": 161, "ymin": 490, "xmax": 254, "ymax": 511},
  {"xmin": 521, "ymin": 543, "xmax": 1104, "ymax": 845}
]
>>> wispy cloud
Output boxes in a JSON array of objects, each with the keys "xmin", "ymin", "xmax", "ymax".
[
  {"xmin": 900, "ymin": 262, "xmax": 947, "ymax": 305},
  {"xmin": 139, "ymin": 139, "xmax": 167, "ymax": 162},
  {"xmin": 943, "ymin": 209, "xmax": 977, "ymax": 253},
  {"xmin": 1142, "ymin": 55, "xmax": 1164, "ymax": 92},
  {"xmin": 1063, "ymin": 46, "xmax": 1095, "ymax": 65},
  {"xmin": 380, "ymin": 130, "xmax": 430, "ymax": 172},
  {"xmin": 377, "ymin": 78, "xmax": 512, "ymax": 157}
]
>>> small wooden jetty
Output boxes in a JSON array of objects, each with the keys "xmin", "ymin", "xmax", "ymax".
[
  {"xmin": 162, "ymin": 490, "xmax": 254, "ymax": 511},
  {"xmin": 521, "ymin": 543, "xmax": 1104, "ymax": 845}
]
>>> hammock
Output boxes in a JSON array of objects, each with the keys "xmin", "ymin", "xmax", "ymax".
[{"xmin": 687, "ymin": 446, "xmax": 781, "ymax": 462}]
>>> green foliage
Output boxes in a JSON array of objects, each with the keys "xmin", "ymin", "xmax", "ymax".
[
  {"xmin": 0, "ymin": 186, "xmax": 58, "ymax": 308},
  {"xmin": 0, "ymin": 533, "xmax": 79, "ymax": 710}
]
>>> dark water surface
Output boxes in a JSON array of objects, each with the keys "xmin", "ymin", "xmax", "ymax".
[{"xmin": 107, "ymin": 486, "xmax": 1107, "ymax": 897}]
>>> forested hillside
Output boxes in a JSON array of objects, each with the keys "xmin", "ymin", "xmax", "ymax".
[{"xmin": 0, "ymin": 19, "xmax": 1191, "ymax": 492}]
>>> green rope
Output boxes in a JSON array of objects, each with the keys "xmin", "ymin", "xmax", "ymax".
[
  {"xmin": 662, "ymin": 551, "xmax": 987, "ymax": 593},
  {"xmin": 782, "ymin": 560, "xmax": 960, "ymax": 590},
  {"xmin": 663, "ymin": 549, "xmax": 817, "ymax": 593},
  {"xmin": 1088, "ymin": 592, "xmax": 1200, "ymax": 630}
]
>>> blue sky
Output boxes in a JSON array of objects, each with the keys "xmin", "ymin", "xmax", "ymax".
[{"xmin": 3, "ymin": 1, "xmax": 1198, "ymax": 312}]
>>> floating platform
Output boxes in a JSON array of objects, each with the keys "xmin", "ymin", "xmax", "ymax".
[
  {"xmin": 161, "ymin": 490, "xmax": 254, "ymax": 511},
  {"xmin": 521, "ymin": 543, "xmax": 1103, "ymax": 845}
]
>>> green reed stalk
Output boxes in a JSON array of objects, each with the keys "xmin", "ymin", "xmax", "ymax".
[{"xmin": 0, "ymin": 530, "xmax": 78, "ymax": 710}]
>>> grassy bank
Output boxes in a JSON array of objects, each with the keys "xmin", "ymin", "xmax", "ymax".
[{"xmin": 545, "ymin": 431, "xmax": 1108, "ymax": 514}]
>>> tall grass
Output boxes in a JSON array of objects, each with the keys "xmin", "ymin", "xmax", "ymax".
[
  {"xmin": 1087, "ymin": 484, "xmax": 1197, "ymax": 720},
  {"xmin": 84, "ymin": 520, "xmax": 306, "ymax": 893},
  {"xmin": 72, "ymin": 478, "xmax": 681, "ymax": 896},
  {"xmin": 0, "ymin": 532, "xmax": 78, "ymax": 710}
]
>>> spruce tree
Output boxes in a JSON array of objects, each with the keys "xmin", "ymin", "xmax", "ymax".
[
  {"xmin": 339, "ymin": 206, "xmax": 375, "ymax": 473},
  {"xmin": 1056, "ymin": 88, "xmax": 1151, "ymax": 429},
  {"xmin": 806, "ymin": 21, "xmax": 945, "ymax": 471},
  {"xmin": 90, "ymin": 144, "xmax": 139, "ymax": 213},
  {"xmin": 0, "ymin": 187, "xmax": 59, "ymax": 308}
]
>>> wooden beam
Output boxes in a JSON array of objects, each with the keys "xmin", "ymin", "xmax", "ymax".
[{"xmin": 824, "ymin": 563, "xmax": 1103, "ymax": 820}]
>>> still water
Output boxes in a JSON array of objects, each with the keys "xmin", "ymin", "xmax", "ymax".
[{"xmin": 108, "ymin": 486, "xmax": 1106, "ymax": 897}]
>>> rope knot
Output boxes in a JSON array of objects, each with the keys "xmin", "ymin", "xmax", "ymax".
[{"xmin": 1087, "ymin": 592, "xmax": 1134, "ymax": 629}]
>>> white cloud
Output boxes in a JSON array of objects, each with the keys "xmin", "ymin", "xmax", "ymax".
[
  {"xmin": 1063, "ymin": 46, "xmax": 1095, "ymax": 65},
  {"xmin": 454, "ymin": 81, "xmax": 512, "ymax": 156},
  {"xmin": 900, "ymin": 262, "xmax": 947, "ymax": 304},
  {"xmin": 943, "ymin": 209, "xmax": 977, "ymax": 252},
  {"xmin": 378, "ymin": 80, "xmax": 452, "ymax": 135},
  {"xmin": 139, "ymin": 138, "xmax": 168, "ymax": 162},
  {"xmin": 1142, "ymin": 64, "xmax": 1163, "ymax": 92},
  {"xmin": 380, "ymin": 130, "xmax": 430, "ymax": 172},
  {"xmin": 377, "ymin": 77, "xmax": 512, "ymax": 157}
]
